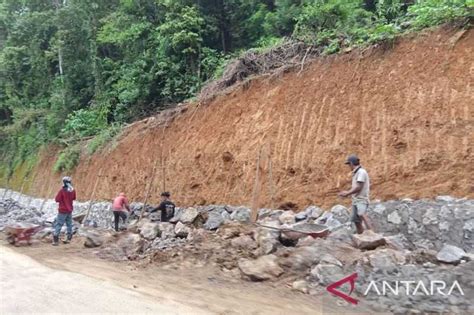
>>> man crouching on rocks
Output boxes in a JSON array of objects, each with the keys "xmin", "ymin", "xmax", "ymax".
[
  {"xmin": 52, "ymin": 176, "xmax": 76, "ymax": 246},
  {"xmin": 338, "ymin": 154, "xmax": 374, "ymax": 234}
]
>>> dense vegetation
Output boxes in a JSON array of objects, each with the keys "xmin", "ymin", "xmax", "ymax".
[{"xmin": 0, "ymin": 0, "xmax": 471, "ymax": 178}]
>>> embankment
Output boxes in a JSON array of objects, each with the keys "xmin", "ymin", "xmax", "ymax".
[{"xmin": 4, "ymin": 27, "xmax": 473, "ymax": 209}]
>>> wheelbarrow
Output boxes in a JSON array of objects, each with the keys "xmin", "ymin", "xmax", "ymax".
[
  {"xmin": 5, "ymin": 223, "xmax": 44, "ymax": 246},
  {"xmin": 256, "ymin": 222, "xmax": 330, "ymax": 240}
]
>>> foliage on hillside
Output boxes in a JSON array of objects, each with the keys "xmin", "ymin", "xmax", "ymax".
[{"xmin": 0, "ymin": 0, "xmax": 471, "ymax": 178}]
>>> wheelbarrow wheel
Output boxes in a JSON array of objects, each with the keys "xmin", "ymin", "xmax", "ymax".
[{"xmin": 6, "ymin": 234, "xmax": 16, "ymax": 245}]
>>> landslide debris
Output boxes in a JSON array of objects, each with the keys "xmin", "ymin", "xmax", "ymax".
[{"xmin": 1, "ymin": 190, "xmax": 473, "ymax": 314}]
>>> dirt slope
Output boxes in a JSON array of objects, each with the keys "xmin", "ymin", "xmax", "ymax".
[{"xmin": 30, "ymin": 27, "xmax": 473, "ymax": 209}]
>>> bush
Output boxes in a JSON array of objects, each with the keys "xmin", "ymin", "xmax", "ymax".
[
  {"xmin": 87, "ymin": 124, "xmax": 122, "ymax": 155},
  {"xmin": 407, "ymin": 0, "xmax": 470, "ymax": 29},
  {"xmin": 62, "ymin": 108, "xmax": 107, "ymax": 138},
  {"xmin": 294, "ymin": 0, "xmax": 374, "ymax": 53},
  {"xmin": 54, "ymin": 146, "xmax": 81, "ymax": 173}
]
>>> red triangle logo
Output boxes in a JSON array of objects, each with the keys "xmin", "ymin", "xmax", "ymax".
[{"xmin": 326, "ymin": 273, "xmax": 359, "ymax": 305}]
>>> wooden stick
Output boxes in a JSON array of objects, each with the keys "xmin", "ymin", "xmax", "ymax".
[
  {"xmin": 39, "ymin": 185, "xmax": 54, "ymax": 214},
  {"xmin": 268, "ymin": 157, "xmax": 275, "ymax": 209},
  {"xmin": 82, "ymin": 169, "xmax": 103, "ymax": 227},
  {"xmin": 160, "ymin": 119, "xmax": 168, "ymax": 193},
  {"xmin": 250, "ymin": 147, "xmax": 263, "ymax": 223},
  {"xmin": 138, "ymin": 158, "xmax": 159, "ymax": 222},
  {"xmin": 26, "ymin": 170, "xmax": 38, "ymax": 208},
  {"xmin": 17, "ymin": 177, "xmax": 27, "ymax": 202},
  {"xmin": 2, "ymin": 178, "xmax": 9, "ymax": 199}
]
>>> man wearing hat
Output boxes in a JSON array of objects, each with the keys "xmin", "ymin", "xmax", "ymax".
[
  {"xmin": 150, "ymin": 192, "xmax": 175, "ymax": 222},
  {"xmin": 338, "ymin": 155, "xmax": 373, "ymax": 234},
  {"xmin": 53, "ymin": 176, "xmax": 76, "ymax": 245}
]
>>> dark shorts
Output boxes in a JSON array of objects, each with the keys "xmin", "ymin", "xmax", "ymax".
[{"xmin": 351, "ymin": 203, "xmax": 368, "ymax": 223}]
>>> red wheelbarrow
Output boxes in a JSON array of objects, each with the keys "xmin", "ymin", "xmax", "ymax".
[{"xmin": 5, "ymin": 223, "xmax": 44, "ymax": 246}]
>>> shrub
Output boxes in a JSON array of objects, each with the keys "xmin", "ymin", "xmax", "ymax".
[
  {"xmin": 53, "ymin": 146, "xmax": 81, "ymax": 173},
  {"xmin": 61, "ymin": 108, "xmax": 107, "ymax": 138},
  {"xmin": 407, "ymin": 0, "xmax": 470, "ymax": 29},
  {"xmin": 87, "ymin": 124, "xmax": 122, "ymax": 155}
]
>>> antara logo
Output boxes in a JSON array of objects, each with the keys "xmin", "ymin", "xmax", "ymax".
[
  {"xmin": 326, "ymin": 273, "xmax": 465, "ymax": 305},
  {"xmin": 326, "ymin": 273, "xmax": 359, "ymax": 305}
]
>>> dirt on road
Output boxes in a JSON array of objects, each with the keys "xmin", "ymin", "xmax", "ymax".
[{"xmin": 1, "ymin": 239, "xmax": 370, "ymax": 315}]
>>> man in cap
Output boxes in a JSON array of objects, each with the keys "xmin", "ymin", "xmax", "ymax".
[
  {"xmin": 338, "ymin": 155, "xmax": 374, "ymax": 234},
  {"xmin": 150, "ymin": 192, "xmax": 175, "ymax": 222},
  {"xmin": 53, "ymin": 176, "xmax": 76, "ymax": 245},
  {"xmin": 112, "ymin": 192, "xmax": 131, "ymax": 232}
]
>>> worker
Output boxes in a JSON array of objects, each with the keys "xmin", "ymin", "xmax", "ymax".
[
  {"xmin": 112, "ymin": 192, "xmax": 131, "ymax": 232},
  {"xmin": 338, "ymin": 154, "xmax": 374, "ymax": 234},
  {"xmin": 53, "ymin": 176, "xmax": 76, "ymax": 246},
  {"xmin": 150, "ymin": 192, "xmax": 175, "ymax": 222}
]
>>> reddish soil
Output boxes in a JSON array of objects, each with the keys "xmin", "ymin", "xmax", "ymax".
[{"xmin": 30, "ymin": 27, "xmax": 473, "ymax": 209}]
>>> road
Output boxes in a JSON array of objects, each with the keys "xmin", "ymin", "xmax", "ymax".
[{"xmin": 0, "ymin": 246, "xmax": 209, "ymax": 314}]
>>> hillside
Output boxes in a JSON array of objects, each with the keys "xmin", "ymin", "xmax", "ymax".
[{"xmin": 12, "ymin": 27, "xmax": 474, "ymax": 209}]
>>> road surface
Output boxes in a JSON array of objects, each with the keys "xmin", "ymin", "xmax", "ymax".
[{"xmin": 0, "ymin": 246, "xmax": 208, "ymax": 314}]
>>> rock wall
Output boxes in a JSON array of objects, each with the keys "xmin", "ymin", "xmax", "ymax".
[{"xmin": 368, "ymin": 196, "xmax": 473, "ymax": 251}]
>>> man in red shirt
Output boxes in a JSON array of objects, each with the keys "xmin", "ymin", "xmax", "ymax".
[
  {"xmin": 112, "ymin": 192, "xmax": 131, "ymax": 231},
  {"xmin": 53, "ymin": 176, "xmax": 76, "ymax": 246}
]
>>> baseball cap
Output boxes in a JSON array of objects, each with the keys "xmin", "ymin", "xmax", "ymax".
[{"xmin": 345, "ymin": 154, "xmax": 360, "ymax": 165}]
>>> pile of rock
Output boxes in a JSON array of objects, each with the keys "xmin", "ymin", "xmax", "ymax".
[
  {"xmin": 2, "ymin": 189, "xmax": 473, "ymax": 314},
  {"xmin": 0, "ymin": 198, "xmax": 45, "ymax": 229}
]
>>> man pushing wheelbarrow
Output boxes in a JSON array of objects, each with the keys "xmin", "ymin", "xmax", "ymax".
[{"xmin": 52, "ymin": 176, "xmax": 76, "ymax": 246}]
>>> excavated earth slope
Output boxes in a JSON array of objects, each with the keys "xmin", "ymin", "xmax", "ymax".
[{"xmin": 26, "ymin": 27, "xmax": 474, "ymax": 208}]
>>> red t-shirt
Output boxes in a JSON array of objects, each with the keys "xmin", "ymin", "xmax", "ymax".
[
  {"xmin": 55, "ymin": 188, "xmax": 76, "ymax": 213},
  {"xmin": 112, "ymin": 195, "xmax": 129, "ymax": 211}
]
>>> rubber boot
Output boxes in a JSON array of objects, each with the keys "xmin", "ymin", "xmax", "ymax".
[
  {"xmin": 52, "ymin": 235, "xmax": 59, "ymax": 246},
  {"xmin": 63, "ymin": 234, "xmax": 72, "ymax": 244}
]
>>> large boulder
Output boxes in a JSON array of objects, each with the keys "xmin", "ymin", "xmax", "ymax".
[
  {"xmin": 139, "ymin": 221, "xmax": 160, "ymax": 240},
  {"xmin": 230, "ymin": 207, "xmax": 251, "ymax": 222},
  {"xmin": 436, "ymin": 244, "xmax": 467, "ymax": 264},
  {"xmin": 279, "ymin": 211, "xmax": 296, "ymax": 225},
  {"xmin": 330, "ymin": 205, "xmax": 350, "ymax": 223},
  {"xmin": 368, "ymin": 249, "xmax": 406, "ymax": 271},
  {"xmin": 326, "ymin": 226, "xmax": 353, "ymax": 245},
  {"xmin": 278, "ymin": 245, "xmax": 320, "ymax": 271},
  {"xmin": 117, "ymin": 233, "xmax": 145, "ymax": 258},
  {"xmin": 254, "ymin": 220, "xmax": 280, "ymax": 256},
  {"xmin": 180, "ymin": 207, "xmax": 199, "ymax": 224},
  {"xmin": 307, "ymin": 206, "xmax": 324, "ymax": 220},
  {"xmin": 169, "ymin": 207, "xmax": 183, "ymax": 223},
  {"xmin": 352, "ymin": 230, "xmax": 386, "ymax": 250},
  {"xmin": 238, "ymin": 254, "xmax": 284, "ymax": 281},
  {"xmin": 384, "ymin": 234, "xmax": 412, "ymax": 251},
  {"xmin": 187, "ymin": 228, "xmax": 208, "ymax": 242},
  {"xmin": 174, "ymin": 222, "xmax": 191, "ymax": 238},
  {"xmin": 158, "ymin": 222, "xmax": 176, "ymax": 239},
  {"xmin": 83, "ymin": 230, "xmax": 104, "ymax": 248},
  {"xmin": 204, "ymin": 210, "xmax": 225, "ymax": 230},
  {"xmin": 310, "ymin": 264, "xmax": 345, "ymax": 286}
]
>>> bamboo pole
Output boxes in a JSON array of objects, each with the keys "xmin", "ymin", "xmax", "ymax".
[
  {"xmin": 138, "ymin": 158, "xmax": 159, "ymax": 222},
  {"xmin": 268, "ymin": 157, "xmax": 275, "ymax": 209},
  {"xmin": 2, "ymin": 178, "xmax": 9, "ymax": 199},
  {"xmin": 250, "ymin": 147, "xmax": 263, "ymax": 223},
  {"xmin": 39, "ymin": 185, "xmax": 54, "ymax": 214},
  {"xmin": 26, "ymin": 170, "xmax": 38, "ymax": 208},
  {"xmin": 17, "ymin": 177, "xmax": 27, "ymax": 202}
]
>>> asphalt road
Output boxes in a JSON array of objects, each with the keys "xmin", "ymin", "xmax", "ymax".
[{"xmin": 0, "ymin": 245, "xmax": 209, "ymax": 315}]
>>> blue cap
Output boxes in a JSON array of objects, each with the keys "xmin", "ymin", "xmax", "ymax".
[{"xmin": 345, "ymin": 154, "xmax": 360, "ymax": 165}]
